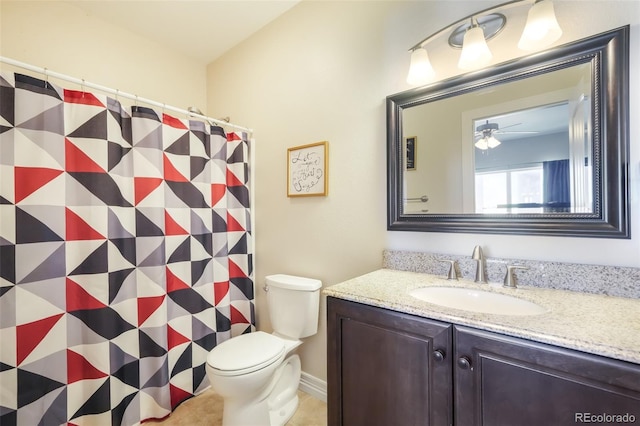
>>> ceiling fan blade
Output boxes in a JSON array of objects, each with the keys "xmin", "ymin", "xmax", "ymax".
[{"xmin": 498, "ymin": 122, "xmax": 523, "ymax": 130}]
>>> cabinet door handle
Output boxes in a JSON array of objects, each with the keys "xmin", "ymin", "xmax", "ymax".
[
  {"xmin": 433, "ymin": 349, "xmax": 446, "ymax": 362},
  {"xmin": 457, "ymin": 356, "xmax": 472, "ymax": 370}
]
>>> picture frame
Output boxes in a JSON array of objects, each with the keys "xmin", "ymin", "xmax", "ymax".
[
  {"xmin": 287, "ymin": 141, "xmax": 328, "ymax": 197},
  {"xmin": 405, "ymin": 136, "xmax": 416, "ymax": 171}
]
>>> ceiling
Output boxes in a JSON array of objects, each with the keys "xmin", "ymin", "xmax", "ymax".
[
  {"xmin": 475, "ymin": 102, "xmax": 569, "ymax": 143},
  {"xmin": 64, "ymin": 0, "xmax": 301, "ymax": 64}
]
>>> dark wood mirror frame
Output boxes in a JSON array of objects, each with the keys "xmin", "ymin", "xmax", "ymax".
[{"xmin": 387, "ymin": 26, "xmax": 630, "ymax": 238}]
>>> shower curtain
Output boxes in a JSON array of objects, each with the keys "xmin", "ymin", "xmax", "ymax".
[{"xmin": 0, "ymin": 72, "xmax": 255, "ymax": 425}]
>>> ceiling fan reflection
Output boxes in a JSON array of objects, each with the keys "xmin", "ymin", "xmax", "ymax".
[{"xmin": 474, "ymin": 120, "xmax": 538, "ymax": 150}]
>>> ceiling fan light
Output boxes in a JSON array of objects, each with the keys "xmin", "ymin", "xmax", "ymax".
[
  {"xmin": 458, "ymin": 25, "xmax": 492, "ymax": 70},
  {"xmin": 518, "ymin": 0, "xmax": 562, "ymax": 51},
  {"xmin": 407, "ymin": 47, "xmax": 436, "ymax": 85}
]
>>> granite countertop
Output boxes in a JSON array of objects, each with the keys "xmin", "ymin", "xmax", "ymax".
[{"xmin": 323, "ymin": 269, "xmax": 640, "ymax": 365}]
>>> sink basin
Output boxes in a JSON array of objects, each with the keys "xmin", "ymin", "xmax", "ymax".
[{"xmin": 409, "ymin": 286, "xmax": 547, "ymax": 316}]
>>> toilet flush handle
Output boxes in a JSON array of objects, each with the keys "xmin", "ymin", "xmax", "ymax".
[{"xmin": 263, "ymin": 284, "xmax": 269, "ymax": 292}]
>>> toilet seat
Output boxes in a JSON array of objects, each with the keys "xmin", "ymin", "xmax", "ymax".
[{"xmin": 207, "ymin": 331, "xmax": 285, "ymax": 377}]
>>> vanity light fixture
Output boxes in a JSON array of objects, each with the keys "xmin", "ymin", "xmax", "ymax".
[
  {"xmin": 406, "ymin": 47, "xmax": 436, "ymax": 86},
  {"xmin": 457, "ymin": 18, "xmax": 494, "ymax": 70},
  {"xmin": 518, "ymin": 0, "xmax": 563, "ymax": 50},
  {"xmin": 406, "ymin": 0, "xmax": 563, "ymax": 85}
]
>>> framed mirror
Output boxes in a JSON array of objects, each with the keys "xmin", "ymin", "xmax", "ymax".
[{"xmin": 387, "ymin": 26, "xmax": 629, "ymax": 238}]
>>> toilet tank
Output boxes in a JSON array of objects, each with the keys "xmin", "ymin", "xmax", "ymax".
[{"xmin": 265, "ymin": 274, "xmax": 321, "ymax": 339}]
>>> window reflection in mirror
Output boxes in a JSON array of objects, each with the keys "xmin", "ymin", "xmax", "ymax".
[
  {"xmin": 472, "ymin": 98, "xmax": 592, "ymax": 214},
  {"xmin": 402, "ymin": 62, "xmax": 592, "ymax": 215}
]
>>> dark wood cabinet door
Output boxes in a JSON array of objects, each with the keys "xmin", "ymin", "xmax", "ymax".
[
  {"xmin": 327, "ymin": 297, "xmax": 453, "ymax": 426},
  {"xmin": 454, "ymin": 326, "xmax": 640, "ymax": 426}
]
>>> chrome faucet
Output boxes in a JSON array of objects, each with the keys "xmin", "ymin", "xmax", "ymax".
[
  {"xmin": 437, "ymin": 259, "xmax": 459, "ymax": 280},
  {"xmin": 503, "ymin": 265, "xmax": 529, "ymax": 288},
  {"xmin": 471, "ymin": 245, "xmax": 487, "ymax": 283}
]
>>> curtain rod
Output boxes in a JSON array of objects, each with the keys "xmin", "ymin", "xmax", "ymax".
[{"xmin": 0, "ymin": 56, "xmax": 253, "ymax": 134}]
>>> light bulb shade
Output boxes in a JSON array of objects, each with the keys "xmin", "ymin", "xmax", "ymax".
[
  {"xmin": 486, "ymin": 135, "xmax": 501, "ymax": 148},
  {"xmin": 458, "ymin": 26, "xmax": 492, "ymax": 70},
  {"xmin": 518, "ymin": 0, "xmax": 562, "ymax": 50},
  {"xmin": 475, "ymin": 139, "xmax": 489, "ymax": 150},
  {"xmin": 475, "ymin": 135, "xmax": 501, "ymax": 150},
  {"xmin": 407, "ymin": 48, "xmax": 436, "ymax": 85}
]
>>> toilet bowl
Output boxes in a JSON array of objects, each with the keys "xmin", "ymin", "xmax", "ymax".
[
  {"xmin": 205, "ymin": 274, "xmax": 321, "ymax": 426},
  {"xmin": 206, "ymin": 332, "xmax": 302, "ymax": 425}
]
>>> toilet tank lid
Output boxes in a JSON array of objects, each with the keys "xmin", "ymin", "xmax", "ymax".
[{"xmin": 265, "ymin": 274, "xmax": 322, "ymax": 291}]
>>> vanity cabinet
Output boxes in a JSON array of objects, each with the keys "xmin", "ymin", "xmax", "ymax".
[
  {"xmin": 327, "ymin": 297, "xmax": 453, "ymax": 425},
  {"xmin": 327, "ymin": 297, "xmax": 640, "ymax": 426},
  {"xmin": 454, "ymin": 326, "xmax": 640, "ymax": 425}
]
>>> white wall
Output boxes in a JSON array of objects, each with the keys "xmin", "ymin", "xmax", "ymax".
[
  {"xmin": 207, "ymin": 0, "xmax": 640, "ymax": 384},
  {"xmin": 0, "ymin": 1, "xmax": 207, "ymax": 110},
  {"xmin": 207, "ymin": 1, "xmax": 391, "ymax": 383}
]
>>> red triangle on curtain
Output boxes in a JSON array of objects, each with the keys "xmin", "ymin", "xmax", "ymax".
[
  {"xmin": 167, "ymin": 325, "xmax": 190, "ymax": 349},
  {"xmin": 66, "ymin": 277, "xmax": 107, "ymax": 311},
  {"xmin": 67, "ymin": 349, "xmax": 108, "ymax": 383},
  {"xmin": 16, "ymin": 313, "xmax": 64, "ymax": 365},
  {"xmin": 226, "ymin": 169, "xmax": 244, "ymax": 187},
  {"xmin": 14, "ymin": 167, "xmax": 63, "ymax": 203},
  {"xmin": 134, "ymin": 177, "xmax": 163, "ymax": 205},
  {"xmin": 170, "ymin": 384, "xmax": 193, "ymax": 410},
  {"xmin": 163, "ymin": 154, "xmax": 189, "ymax": 182},
  {"xmin": 211, "ymin": 184, "xmax": 226, "ymax": 205},
  {"xmin": 64, "ymin": 89, "xmax": 105, "ymax": 107},
  {"xmin": 163, "ymin": 113, "xmax": 188, "ymax": 130},
  {"xmin": 65, "ymin": 138, "xmax": 106, "ymax": 173},
  {"xmin": 65, "ymin": 208, "xmax": 105, "ymax": 240},
  {"xmin": 165, "ymin": 211, "xmax": 188, "ymax": 235},
  {"xmin": 214, "ymin": 281, "xmax": 229, "ymax": 306},
  {"xmin": 137, "ymin": 295, "xmax": 166, "ymax": 326},
  {"xmin": 226, "ymin": 213, "xmax": 245, "ymax": 232},
  {"xmin": 227, "ymin": 132, "xmax": 241, "ymax": 141},
  {"xmin": 230, "ymin": 305, "xmax": 249, "ymax": 324},
  {"xmin": 228, "ymin": 260, "xmax": 248, "ymax": 279},
  {"xmin": 166, "ymin": 267, "xmax": 190, "ymax": 293}
]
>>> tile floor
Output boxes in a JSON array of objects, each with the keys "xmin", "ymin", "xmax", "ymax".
[{"xmin": 145, "ymin": 389, "xmax": 327, "ymax": 426}]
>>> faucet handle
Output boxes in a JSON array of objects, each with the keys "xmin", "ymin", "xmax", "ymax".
[
  {"xmin": 437, "ymin": 259, "xmax": 459, "ymax": 280},
  {"xmin": 503, "ymin": 265, "xmax": 529, "ymax": 288}
]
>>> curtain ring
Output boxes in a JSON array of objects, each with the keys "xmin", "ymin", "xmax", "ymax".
[
  {"xmin": 43, "ymin": 68, "xmax": 48, "ymax": 86},
  {"xmin": 81, "ymin": 79, "xmax": 85, "ymax": 97},
  {"xmin": 115, "ymin": 88, "xmax": 119, "ymax": 102}
]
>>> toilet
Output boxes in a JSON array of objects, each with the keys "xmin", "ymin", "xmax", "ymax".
[{"xmin": 205, "ymin": 274, "xmax": 321, "ymax": 426}]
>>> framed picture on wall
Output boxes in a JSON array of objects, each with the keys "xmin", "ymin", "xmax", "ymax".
[
  {"xmin": 287, "ymin": 141, "xmax": 328, "ymax": 197},
  {"xmin": 405, "ymin": 136, "xmax": 416, "ymax": 171}
]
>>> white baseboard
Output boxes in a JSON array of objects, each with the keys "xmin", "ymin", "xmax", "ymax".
[{"xmin": 298, "ymin": 371, "xmax": 327, "ymax": 403}]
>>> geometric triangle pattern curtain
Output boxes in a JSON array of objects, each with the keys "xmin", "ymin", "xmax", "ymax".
[{"xmin": 0, "ymin": 72, "xmax": 254, "ymax": 425}]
